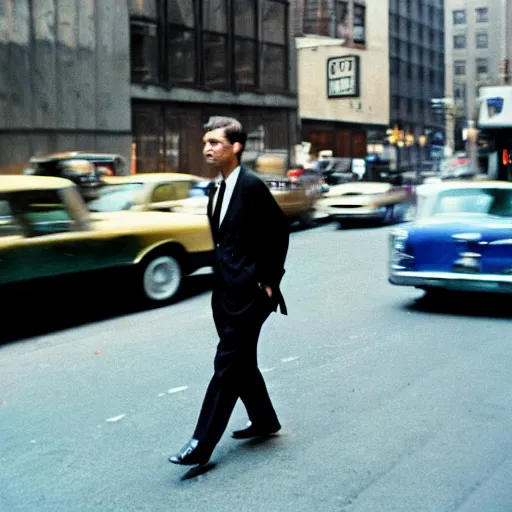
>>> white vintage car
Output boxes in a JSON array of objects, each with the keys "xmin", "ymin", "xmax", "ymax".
[{"xmin": 316, "ymin": 181, "xmax": 412, "ymax": 226}]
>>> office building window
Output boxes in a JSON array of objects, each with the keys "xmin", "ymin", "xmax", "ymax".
[
  {"xmin": 454, "ymin": 83, "xmax": 466, "ymax": 104},
  {"xmin": 453, "ymin": 10, "xmax": 466, "ymax": 24},
  {"xmin": 454, "ymin": 60, "xmax": 466, "ymax": 75},
  {"xmin": 234, "ymin": 0, "xmax": 257, "ymax": 88},
  {"xmin": 476, "ymin": 58, "xmax": 488, "ymax": 76},
  {"xmin": 129, "ymin": 0, "xmax": 159, "ymax": 83},
  {"xmin": 203, "ymin": 0, "xmax": 229, "ymax": 88},
  {"xmin": 130, "ymin": 0, "xmax": 290, "ymax": 93},
  {"xmin": 337, "ymin": 1, "xmax": 349, "ymax": 39},
  {"xmin": 261, "ymin": 0, "xmax": 287, "ymax": 90},
  {"xmin": 475, "ymin": 8, "xmax": 488, "ymax": 23},
  {"xmin": 168, "ymin": 0, "xmax": 197, "ymax": 84},
  {"xmin": 353, "ymin": 3, "xmax": 365, "ymax": 45},
  {"xmin": 303, "ymin": 0, "xmax": 331, "ymax": 36},
  {"xmin": 453, "ymin": 35, "xmax": 466, "ymax": 49},
  {"xmin": 476, "ymin": 32, "xmax": 488, "ymax": 48}
]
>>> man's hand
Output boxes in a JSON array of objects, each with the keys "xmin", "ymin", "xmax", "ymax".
[{"xmin": 263, "ymin": 285, "xmax": 273, "ymax": 298}]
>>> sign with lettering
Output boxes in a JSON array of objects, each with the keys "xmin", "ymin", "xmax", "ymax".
[{"xmin": 327, "ymin": 55, "xmax": 360, "ymax": 98}]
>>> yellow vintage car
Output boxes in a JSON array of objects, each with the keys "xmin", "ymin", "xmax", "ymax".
[
  {"xmin": 87, "ymin": 173, "xmax": 210, "ymax": 215},
  {"xmin": 91, "ymin": 172, "xmax": 320, "ymax": 224},
  {"xmin": 0, "ymin": 175, "xmax": 214, "ymax": 304}
]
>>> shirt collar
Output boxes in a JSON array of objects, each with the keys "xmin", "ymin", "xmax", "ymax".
[{"xmin": 215, "ymin": 166, "xmax": 241, "ymax": 187}]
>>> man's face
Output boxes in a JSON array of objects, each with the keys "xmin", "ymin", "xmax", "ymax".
[{"xmin": 202, "ymin": 128, "xmax": 241, "ymax": 167}]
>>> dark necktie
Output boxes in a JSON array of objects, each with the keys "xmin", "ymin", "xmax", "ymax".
[{"xmin": 211, "ymin": 180, "xmax": 226, "ymax": 231}]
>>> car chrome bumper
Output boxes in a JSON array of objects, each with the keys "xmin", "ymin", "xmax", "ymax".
[
  {"xmin": 389, "ymin": 270, "xmax": 512, "ymax": 293},
  {"xmin": 319, "ymin": 206, "xmax": 387, "ymax": 219}
]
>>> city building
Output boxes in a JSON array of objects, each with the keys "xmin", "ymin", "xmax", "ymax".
[
  {"xmin": 0, "ymin": 1, "xmax": 132, "ymax": 175},
  {"xmin": 444, "ymin": 0, "xmax": 509, "ymax": 154},
  {"xmin": 294, "ymin": 0, "xmax": 390, "ymax": 162},
  {"xmin": 130, "ymin": 0, "xmax": 298, "ymax": 176},
  {"xmin": 0, "ymin": 0, "xmax": 298, "ymax": 178},
  {"xmin": 389, "ymin": 0, "xmax": 446, "ymax": 172}
]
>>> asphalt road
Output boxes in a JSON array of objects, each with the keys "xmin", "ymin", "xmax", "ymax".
[{"xmin": 1, "ymin": 221, "xmax": 512, "ymax": 512}]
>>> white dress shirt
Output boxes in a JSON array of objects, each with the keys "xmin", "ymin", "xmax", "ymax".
[{"xmin": 212, "ymin": 166, "xmax": 241, "ymax": 226}]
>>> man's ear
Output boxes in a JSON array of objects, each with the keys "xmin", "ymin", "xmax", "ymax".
[{"xmin": 233, "ymin": 142, "xmax": 242, "ymax": 156}]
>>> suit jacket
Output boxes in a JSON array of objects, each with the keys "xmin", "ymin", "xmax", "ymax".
[{"xmin": 207, "ymin": 166, "xmax": 289, "ymax": 315}]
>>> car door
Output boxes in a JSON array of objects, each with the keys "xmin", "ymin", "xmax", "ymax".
[{"xmin": 10, "ymin": 188, "xmax": 102, "ymax": 280}]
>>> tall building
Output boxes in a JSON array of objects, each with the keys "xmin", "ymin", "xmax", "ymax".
[
  {"xmin": 130, "ymin": 0, "xmax": 298, "ymax": 176},
  {"xmin": 0, "ymin": 1, "xmax": 132, "ymax": 175},
  {"xmin": 294, "ymin": 0, "xmax": 390, "ymax": 162},
  {"xmin": 0, "ymin": 0, "xmax": 298, "ymax": 177},
  {"xmin": 389, "ymin": 0, "xmax": 446, "ymax": 172},
  {"xmin": 444, "ymin": 0, "xmax": 508, "ymax": 153}
]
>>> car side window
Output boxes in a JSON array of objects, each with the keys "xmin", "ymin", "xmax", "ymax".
[
  {"xmin": 0, "ymin": 200, "xmax": 23, "ymax": 237},
  {"xmin": 11, "ymin": 190, "xmax": 74, "ymax": 235},
  {"xmin": 152, "ymin": 182, "xmax": 192, "ymax": 203}
]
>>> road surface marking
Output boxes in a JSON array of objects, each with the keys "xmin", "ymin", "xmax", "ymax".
[
  {"xmin": 167, "ymin": 386, "xmax": 188, "ymax": 394},
  {"xmin": 281, "ymin": 356, "xmax": 300, "ymax": 363},
  {"xmin": 105, "ymin": 414, "xmax": 126, "ymax": 422}
]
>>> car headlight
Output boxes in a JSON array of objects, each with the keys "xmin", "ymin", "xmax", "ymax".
[
  {"xmin": 391, "ymin": 228, "xmax": 409, "ymax": 251},
  {"xmin": 389, "ymin": 228, "xmax": 414, "ymax": 269}
]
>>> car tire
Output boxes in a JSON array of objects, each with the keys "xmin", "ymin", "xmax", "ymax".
[{"xmin": 140, "ymin": 253, "xmax": 182, "ymax": 304}]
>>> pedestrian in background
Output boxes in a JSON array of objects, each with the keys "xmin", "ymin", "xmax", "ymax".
[{"xmin": 169, "ymin": 116, "xmax": 289, "ymax": 466}]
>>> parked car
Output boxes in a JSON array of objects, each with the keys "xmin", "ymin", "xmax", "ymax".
[
  {"xmin": 23, "ymin": 155, "xmax": 104, "ymax": 200},
  {"xmin": 388, "ymin": 180, "xmax": 512, "ymax": 296},
  {"xmin": 91, "ymin": 172, "xmax": 320, "ymax": 225},
  {"xmin": 316, "ymin": 181, "xmax": 412, "ymax": 227},
  {"xmin": 0, "ymin": 175, "xmax": 214, "ymax": 304},
  {"xmin": 25, "ymin": 151, "xmax": 128, "ymax": 176},
  {"xmin": 88, "ymin": 173, "xmax": 206, "ymax": 214}
]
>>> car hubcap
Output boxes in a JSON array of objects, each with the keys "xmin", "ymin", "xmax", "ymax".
[{"xmin": 143, "ymin": 256, "xmax": 181, "ymax": 301}]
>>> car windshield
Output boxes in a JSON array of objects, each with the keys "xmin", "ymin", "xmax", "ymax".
[
  {"xmin": 432, "ymin": 188, "xmax": 512, "ymax": 217},
  {"xmin": 87, "ymin": 183, "xmax": 144, "ymax": 212}
]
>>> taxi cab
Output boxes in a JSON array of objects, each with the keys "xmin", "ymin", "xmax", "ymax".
[{"xmin": 0, "ymin": 175, "xmax": 214, "ymax": 304}]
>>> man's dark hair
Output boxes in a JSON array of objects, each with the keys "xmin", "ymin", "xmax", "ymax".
[{"xmin": 203, "ymin": 116, "xmax": 247, "ymax": 161}]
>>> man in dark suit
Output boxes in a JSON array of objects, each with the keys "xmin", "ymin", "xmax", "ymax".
[{"xmin": 169, "ymin": 116, "xmax": 289, "ymax": 466}]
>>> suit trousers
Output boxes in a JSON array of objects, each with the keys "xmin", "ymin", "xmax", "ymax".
[{"xmin": 192, "ymin": 288, "xmax": 279, "ymax": 448}]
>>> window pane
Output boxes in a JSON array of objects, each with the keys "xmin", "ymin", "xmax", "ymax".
[
  {"xmin": 453, "ymin": 35, "xmax": 466, "ymax": 49},
  {"xmin": 168, "ymin": 29, "xmax": 196, "ymax": 83},
  {"xmin": 204, "ymin": 33, "xmax": 228, "ymax": 88},
  {"xmin": 235, "ymin": 39, "xmax": 256, "ymax": 86},
  {"xmin": 263, "ymin": 0, "xmax": 286, "ymax": 44},
  {"xmin": 132, "ymin": 105, "xmax": 164, "ymax": 174},
  {"xmin": 303, "ymin": 0, "xmax": 331, "ymax": 36},
  {"xmin": 476, "ymin": 58, "xmax": 488, "ymax": 75},
  {"xmin": 129, "ymin": 0, "xmax": 157, "ymax": 19},
  {"xmin": 234, "ymin": 0, "xmax": 256, "ymax": 38},
  {"xmin": 130, "ymin": 21, "xmax": 159, "ymax": 83},
  {"xmin": 353, "ymin": 4, "xmax": 365, "ymax": 44},
  {"xmin": 168, "ymin": 0, "xmax": 195, "ymax": 28},
  {"xmin": 203, "ymin": 0, "xmax": 227, "ymax": 33},
  {"xmin": 454, "ymin": 60, "xmax": 465, "ymax": 75},
  {"xmin": 476, "ymin": 33, "xmax": 488, "ymax": 48},
  {"xmin": 336, "ymin": 1, "xmax": 349, "ymax": 39},
  {"xmin": 475, "ymin": 8, "xmax": 488, "ymax": 23},
  {"xmin": 452, "ymin": 9, "xmax": 466, "ymax": 24},
  {"xmin": 261, "ymin": 44, "xmax": 286, "ymax": 90}
]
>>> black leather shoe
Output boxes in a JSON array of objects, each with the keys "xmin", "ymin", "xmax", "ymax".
[
  {"xmin": 168, "ymin": 439, "xmax": 212, "ymax": 465},
  {"xmin": 231, "ymin": 421, "xmax": 281, "ymax": 439}
]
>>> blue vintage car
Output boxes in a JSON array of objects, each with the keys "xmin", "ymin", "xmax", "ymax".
[{"xmin": 388, "ymin": 180, "xmax": 512, "ymax": 295}]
